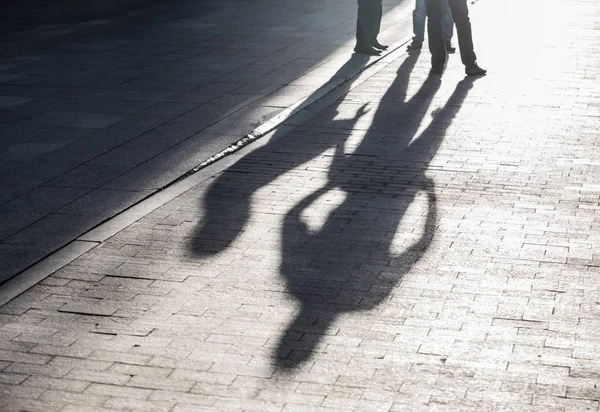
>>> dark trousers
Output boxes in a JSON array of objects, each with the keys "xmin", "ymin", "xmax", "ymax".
[
  {"xmin": 426, "ymin": 0, "xmax": 476, "ymax": 68},
  {"xmin": 356, "ymin": 0, "xmax": 383, "ymax": 48}
]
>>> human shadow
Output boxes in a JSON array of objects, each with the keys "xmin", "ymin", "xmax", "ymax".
[
  {"xmin": 273, "ymin": 67, "xmax": 477, "ymax": 370},
  {"xmin": 189, "ymin": 50, "xmax": 477, "ymax": 370},
  {"xmin": 188, "ymin": 54, "xmax": 374, "ymax": 257}
]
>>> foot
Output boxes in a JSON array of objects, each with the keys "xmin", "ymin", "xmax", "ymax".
[
  {"xmin": 445, "ymin": 41, "xmax": 456, "ymax": 54},
  {"xmin": 407, "ymin": 39, "xmax": 422, "ymax": 50},
  {"xmin": 465, "ymin": 63, "xmax": 487, "ymax": 76},
  {"xmin": 354, "ymin": 45, "xmax": 381, "ymax": 56},
  {"xmin": 429, "ymin": 66, "xmax": 444, "ymax": 75},
  {"xmin": 372, "ymin": 40, "xmax": 388, "ymax": 50}
]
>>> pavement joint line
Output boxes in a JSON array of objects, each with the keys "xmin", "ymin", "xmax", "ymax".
[
  {"xmin": 0, "ymin": 240, "xmax": 99, "ymax": 307},
  {"xmin": 0, "ymin": 36, "xmax": 411, "ymax": 306}
]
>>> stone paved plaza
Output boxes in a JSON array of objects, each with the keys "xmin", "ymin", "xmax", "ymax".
[{"xmin": 1, "ymin": 0, "xmax": 600, "ymax": 411}]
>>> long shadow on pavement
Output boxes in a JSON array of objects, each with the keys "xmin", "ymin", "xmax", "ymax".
[
  {"xmin": 275, "ymin": 63, "xmax": 476, "ymax": 371},
  {"xmin": 189, "ymin": 54, "xmax": 373, "ymax": 256},
  {"xmin": 191, "ymin": 52, "xmax": 477, "ymax": 371}
]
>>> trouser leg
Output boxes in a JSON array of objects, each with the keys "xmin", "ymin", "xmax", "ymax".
[
  {"xmin": 441, "ymin": 0, "xmax": 454, "ymax": 42},
  {"xmin": 374, "ymin": 1, "xmax": 382, "ymax": 37},
  {"xmin": 412, "ymin": 0, "xmax": 426, "ymax": 43},
  {"xmin": 425, "ymin": 0, "xmax": 446, "ymax": 69},
  {"xmin": 356, "ymin": 0, "xmax": 382, "ymax": 47},
  {"xmin": 446, "ymin": 0, "xmax": 476, "ymax": 66}
]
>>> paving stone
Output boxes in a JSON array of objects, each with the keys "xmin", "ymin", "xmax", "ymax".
[
  {"xmin": 0, "ymin": 398, "xmax": 65, "ymax": 412},
  {"xmin": 0, "ymin": 349, "xmax": 52, "ymax": 365},
  {"xmin": 0, "ymin": 211, "xmax": 44, "ymax": 240},
  {"xmin": 58, "ymin": 406, "xmax": 121, "ymax": 412},
  {"xmin": 22, "ymin": 375, "xmax": 91, "ymax": 392},
  {"xmin": 63, "ymin": 370, "xmax": 131, "ymax": 386},
  {"xmin": 84, "ymin": 383, "xmax": 153, "ymax": 400},
  {"xmin": 2, "ymin": 213, "xmax": 98, "ymax": 248},
  {"xmin": 56, "ymin": 188, "xmax": 154, "ymax": 218},
  {"xmin": 45, "ymin": 164, "xmax": 130, "ymax": 189},
  {"xmin": 0, "ymin": 186, "xmax": 91, "ymax": 213},
  {"xmin": 0, "ymin": 372, "xmax": 29, "ymax": 385},
  {"xmin": 103, "ymin": 397, "xmax": 175, "ymax": 412},
  {"xmin": 39, "ymin": 389, "xmax": 109, "ymax": 407}
]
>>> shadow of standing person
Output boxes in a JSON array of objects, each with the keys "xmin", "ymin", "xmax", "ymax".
[
  {"xmin": 273, "ymin": 66, "xmax": 477, "ymax": 371},
  {"xmin": 189, "ymin": 54, "xmax": 375, "ymax": 258}
]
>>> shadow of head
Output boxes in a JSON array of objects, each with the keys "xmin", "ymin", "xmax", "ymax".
[
  {"xmin": 273, "ymin": 178, "xmax": 438, "ymax": 372},
  {"xmin": 272, "ymin": 74, "xmax": 481, "ymax": 372},
  {"xmin": 188, "ymin": 55, "xmax": 377, "ymax": 259},
  {"xmin": 189, "ymin": 53, "xmax": 430, "ymax": 259},
  {"xmin": 189, "ymin": 100, "xmax": 371, "ymax": 259}
]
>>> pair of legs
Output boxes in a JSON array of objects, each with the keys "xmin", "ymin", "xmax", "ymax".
[
  {"xmin": 355, "ymin": 0, "xmax": 388, "ymax": 55},
  {"xmin": 410, "ymin": 0, "xmax": 454, "ymax": 46},
  {"xmin": 426, "ymin": 0, "xmax": 486, "ymax": 75}
]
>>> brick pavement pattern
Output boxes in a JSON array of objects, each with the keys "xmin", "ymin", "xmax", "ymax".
[{"xmin": 1, "ymin": 0, "xmax": 600, "ymax": 411}]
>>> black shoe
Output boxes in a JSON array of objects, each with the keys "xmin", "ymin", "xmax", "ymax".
[
  {"xmin": 354, "ymin": 45, "xmax": 381, "ymax": 55},
  {"xmin": 407, "ymin": 39, "xmax": 422, "ymax": 50},
  {"xmin": 465, "ymin": 63, "xmax": 487, "ymax": 76},
  {"xmin": 429, "ymin": 66, "xmax": 444, "ymax": 75},
  {"xmin": 445, "ymin": 41, "xmax": 456, "ymax": 54},
  {"xmin": 372, "ymin": 40, "xmax": 388, "ymax": 50}
]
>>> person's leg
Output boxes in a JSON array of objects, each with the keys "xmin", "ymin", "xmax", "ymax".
[
  {"xmin": 372, "ymin": 0, "xmax": 388, "ymax": 49},
  {"xmin": 356, "ymin": 0, "xmax": 381, "ymax": 54},
  {"xmin": 446, "ymin": 0, "xmax": 485, "ymax": 74},
  {"xmin": 374, "ymin": 0, "xmax": 382, "ymax": 37},
  {"xmin": 425, "ymin": 0, "xmax": 446, "ymax": 72},
  {"xmin": 446, "ymin": 0, "xmax": 476, "ymax": 66},
  {"xmin": 413, "ymin": 0, "xmax": 426, "ymax": 43},
  {"xmin": 408, "ymin": 0, "xmax": 426, "ymax": 49},
  {"xmin": 356, "ymin": 0, "xmax": 369, "ymax": 48},
  {"xmin": 441, "ymin": 0, "xmax": 454, "ymax": 42}
]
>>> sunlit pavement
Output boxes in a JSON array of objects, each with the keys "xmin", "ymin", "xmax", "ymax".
[{"xmin": 1, "ymin": 0, "xmax": 600, "ymax": 411}]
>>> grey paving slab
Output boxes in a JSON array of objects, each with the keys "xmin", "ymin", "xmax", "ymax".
[
  {"xmin": 0, "ymin": 142, "xmax": 72, "ymax": 163},
  {"xmin": 0, "ymin": 245, "xmax": 51, "ymax": 284},
  {"xmin": 0, "ymin": 84, "xmax": 63, "ymax": 98},
  {"xmin": 56, "ymin": 188, "xmax": 155, "ymax": 217},
  {"xmin": 0, "ymin": 240, "xmax": 97, "ymax": 306},
  {"xmin": 51, "ymin": 87, "xmax": 181, "ymax": 102},
  {"xmin": 200, "ymin": 105, "xmax": 287, "ymax": 137},
  {"xmin": 0, "ymin": 186, "xmax": 92, "ymax": 214},
  {"xmin": 2, "ymin": 213, "xmax": 98, "ymax": 249},
  {"xmin": 6, "ymin": 74, "xmax": 130, "ymax": 89},
  {"xmin": 15, "ymin": 97, "xmax": 156, "ymax": 116},
  {"xmin": 0, "ymin": 96, "xmax": 34, "ymax": 108},
  {"xmin": 139, "ymin": 131, "xmax": 243, "ymax": 172},
  {"xmin": 44, "ymin": 165, "xmax": 130, "ymax": 189},
  {"xmin": 24, "ymin": 112, "xmax": 125, "ymax": 129},
  {"xmin": 83, "ymin": 130, "xmax": 190, "ymax": 169},
  {"xmin": 44, "ymin": 108, "xmax": 200, "ymax": 163},
  {"xmin": 0, "ymin": 122, "xmax": 72, "ymax": 149},
  {"xmin": 99, "ymin": 167, "xmax": 189, "ymax": 191},
  {"xmin": 0, "ymin": 106, "xmax": 38, "ymax": 126},
  {"xmin": 0, "ymin": 211, "xmax": 45, "ymax": 240},
  {"xmin": 0, "ymin": 185, "xmax": 36, "ymax": 205}
]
